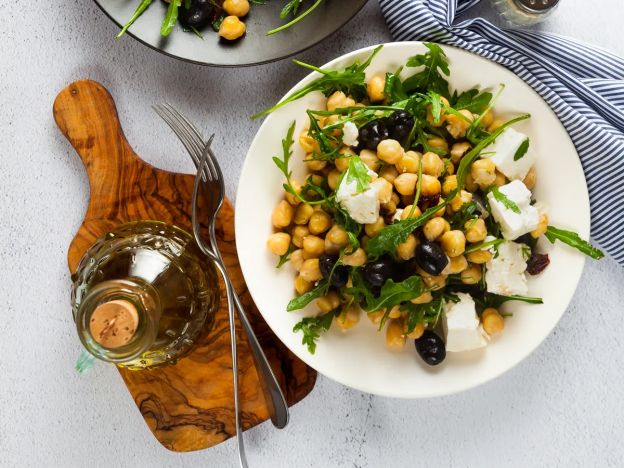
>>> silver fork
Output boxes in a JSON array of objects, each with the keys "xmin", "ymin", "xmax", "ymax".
[{"xmin": 153, "ymin": 104, "xmax": 290, "ymax": 462}]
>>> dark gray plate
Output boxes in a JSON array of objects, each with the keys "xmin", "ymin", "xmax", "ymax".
[{"xmin": 94, "ymin": 0, "xmax": 368, "ymax": 67}]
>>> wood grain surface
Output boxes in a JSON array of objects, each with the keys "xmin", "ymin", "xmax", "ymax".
[{"xmin": 53, "ymin": 80, "xmax": 316, "ymax": 452}]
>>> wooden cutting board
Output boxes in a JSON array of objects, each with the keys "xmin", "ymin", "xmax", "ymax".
[{"xmin": 53, "ymin": 80, "xmax": 316, "ymax": 452}]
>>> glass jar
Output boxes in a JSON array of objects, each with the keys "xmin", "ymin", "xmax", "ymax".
[
  {"xmin": 72, "ymin": 221, "xmax": 219, "ymax": 370},
  {"xmin": 490, "ymin": 0, "xmax": 560, "ymax": 26}
]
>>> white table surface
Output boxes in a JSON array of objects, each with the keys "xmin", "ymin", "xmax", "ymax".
[{"xmin": 1, "ymin": 1, "xmax": 623, "ymax": 467}]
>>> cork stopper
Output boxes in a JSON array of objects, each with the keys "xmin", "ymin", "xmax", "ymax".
[{"xmin": 89, "ymin": 300, "xmax": 139, "ymax": 349}]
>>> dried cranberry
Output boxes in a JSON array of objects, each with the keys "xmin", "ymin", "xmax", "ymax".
[{"xmin": 526, "ymin": 252, "xmax": 550, "ymax": 275}]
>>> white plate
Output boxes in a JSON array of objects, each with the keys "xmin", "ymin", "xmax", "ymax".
[{"xmin": 235, "ymin": 42, "xmax": 589, "ymax": 398}]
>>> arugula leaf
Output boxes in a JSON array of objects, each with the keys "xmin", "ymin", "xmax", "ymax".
[
  {"xmin": 456, "ymin": 113, "xmax": 531, "ymax": 189},
  {"xmin": 365, "ymin": 276, "xmax": 425, "ymax": 312},
  {"xmin": 254, "ymin": 45, "xmax": 382, "ymax": 118},
  {"xmin": 482, "ymin": 294, "xmax": 544, "ymax": 308},
  {"xmin": 287, "ymin": 279, "xmax": 329, "ymax": 311},
  {"xmin": 276, "ymin": 243, "xmax": 296, "ymax": 268},
  {"xmin": 160, "ymin": 0, "xmax": 181, "ymax": 37},
  {"xmin": 452, "ymin": 89, "xmax": 493, "ymax": 114},
  {"xmin": 402, "ymin": 297, "xmax": 445, "ymax": 333},
  {"xmin": 293, "ymin": 310, "xmax": 335, "ymax": 354},
  {"xmin": 544, "ymin": 226, "xmax": 604, "ymax": 259},
  {"xmin": 428, "ymin": 91, "xmax": 444, "ymax": 125},
  {"xmin": 514, "ymin": 138, "xmax": 530, "ymax": 161},
  {"xmin": 448, "ymin": 201, "xmax": 478, "ymax": 229},
  {"xmin": 117, "ymin": 0, "xmax": 153, "ymax": 38},
  {"xmin": 403, "ymin": 43, "xmax": 451, "ymax": 99},
  {"xmin": 344, "ymin": 269, "xmax": 375, "ymax": 306},
  {"xmin": 212, "ymin": 14, "xmax": 225, "ymax": 32},
  {"xmin": 490, "ymin": 186, "xmax": 521, "ymax": 214},
  {"xmin": 464, "ymin": 238, "xmax": 504, "ymax": 254},
  {"xmin": 280, "ymin": 0, "xmax": 302, "ymax": 18},
  {"xmin": 384, "ymin": 69, "xmax": 408, "ymax": 102},
  {"xmin": 346, "ymin": 157, "xmax": 372, "ymax": 193},
  {"xmin": 267, "ymin": 0, "xmax": 324, "ymax": 35}
]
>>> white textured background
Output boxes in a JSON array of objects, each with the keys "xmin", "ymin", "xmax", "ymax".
[{"xmin": 1, "ymin": 1, "xmax": 623, "ymax": 467}]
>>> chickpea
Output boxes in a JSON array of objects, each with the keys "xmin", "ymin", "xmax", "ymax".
[
  {"xmin": 470, "ymin": 158, "xmax": 497, "ymax": 189},
  {"xmin": 449, "ymin": 190, "xmax": 473, "ymax": 212},
  {"xmin": 405, "ymin": 322, "xmax": 425, "ymax": 340},
  {"xmin": 388, "ymin": 305, "xmax": 402, "ymax": 319},
  {"xmin": 466, "ymin": 250, "xmax": 492, "ymax": 264},
  {"xmin": 493, "ymin": 170, "xmax": 507, "ymax": 188},
  {"xmin": 218, "ymin": 16, "xmax": 246, "ymax": 40},
  {"xmin": 523, "ymin": 166, "xmax": 537, "ymax": 190},
  {"xmin": 300, "ymin": 258, "xmax": 322, "ymax": 282},
  {"xmin": 291, "ymin": 225, "xmax": 309, "ymax": 248},
  {"xmin": 381, "ymin": 193, "xmax": 399, "ymax": 216},
  {"xmin": 397, "ymin": 234, "xmax": 418, "ymax": 260},
  {"xmin": 266, "ymin": 232, "xmax": 291, "ymax": 256},
  {"xmin": 420, "ymin": 174, "xmax": 442, "ymax": 196},
  {"xmin": 303, "ymin": 235, "xmax": 325, "ymax": 257},
  {"xmin": 411, "ymin": 291, "xmax": 433, "ymax": 304},
  {"xmin": 426, "ymin": 96, "xmax": 449, "ymax": 127},
  {"xmin": 294, "ymin": 203, "xmax": 314, "ymax": 225},
  {"xmin": 272, "ymin": 200, "xmax": 293, "ymax": 228},
  {"xmin": 442, "ymin": 175, "xmax": 458, "ymax": 196},
  {"xmin": 380, "ymin": 164, "xmax": 399, "ymax": 183},
  {"xmin": 308, "ymin": 211, "xmax": 331, "ymax": 234},
  {"xmin": 479, "ymin": 110, "xmax": 494, "ymax": 129},
  {"xmin": 396, "ymin": 151, "xmax": 421, "ymax": 174},
  {"xmin": 284, "ymin": 179, "xmax": 302, "ymax": 206},
  {"xmin": 324, "ymin": 237, "xmax": 340, "ymax": 255},
  {"xmin": 359, "ymin": 149, "xmax": 381, "ymax": 172},
  {"xmin": 336, "ymin": 305, "xmax": 360, "ymax": 331},
  {"xmin": 299, "ymin": 131, "xmax": 319, "ymax": 153},
  {"xmin": 460, "ymin": 264, "xmax": 482, "ymax": 285},
  {"xmin": 367, "ymin": 310, "xmax": 385, "ymax": 325},
  {"xmin": 427, "ymin": 136, "xmax": 449, "ymax": 153},
  {"xmin": 316, "ymin": 291, "xmax": 341, "ymax": 313},
  {"xmin": 464, "ymin": 218, "xmax": 487, "ymax": 243},
  {"xmin": 377, "ymin": 139, "xmax": 404, "ymax": 164},
  {"xmin": 394, "ymin": 173, "xmax": 418, "ymax": 196},
  {"xmin": 446, "ymin": 109, "xmax": 473, "ymax": 139},
  {"xmin": 327, "ymin": 170, "xmax": 341, "ymax": 190},
  {"xmin": 372, "ymin": 178, "xmax": 393, "ymax": 204},
  {"xmin": 309, "ymin": 174, "xmax": 324, "ymax": 189},
  {"xmin": 401, "ymin": 205, "xmax": 422, "ymax": 220},
  {"xmin": 326, "ymin": 91, "xmax": 355, "ymax": 112},
  {"xmin": 487, "ymin": 119, "xmax": 505, "ymax": 133},
  {"xmin": 423, "ymin": 217, "xmax": 450, "ymax": 241},
  {"xmin": 450, "ymin": 141, "xmax": 471, "ymax": 164},
  {"xmin": 305, "ymin": 157, "xmax": 327, "ymax": 172},
  {"xmin": 367, "ymin": 74, "xmax": 386, "ymax": 102},
  {"xmin": 440, "ymin": 230, "xmax": 466, "ymax": 257},
  {"xmin": 223, "ymin": 0, "xmax": 250, "ymax": 16},
  {"xmin": 365, "ymin": 216, "xmax": 386, "ymax": 237},
  {"xmin": 401, "ymin": 194, "xmax": 415, "ymax": 207},
  {"xmin": 422, "ymin": 273, "xmax": 447, "ymax": 290},
  {"xmin": 422, "ymin": 151, "xmax": 444, "ymax": 177},
  {"xmin": 342, "ymin": 248, "xmax": 367, "ymax": 267},
  {"xmin": 464, "ymin": 172, "xmax": 479, "ymax": 193},
  {"xmin": 531, "ymin": 212, "xmax": 549, "ymax": 238},
  {"xmin": 443, "ymin": 254, "xmax": 468, "ymax": 275},
  {"xmin": 443, "ymin": 159, "xmax": 455, "ymax": 176},
  {"xmin": 386, "ymin": 319, "xmax": 406, "ymax": 349},
  {"xmin": 326, "ymin": 224, "xmax": 348, "ymax": 247},
  {"xmin": 294, "ymin": 275, "xmax": 312, "ymax": 294},
  {"xmin": 334, "ymin": 156, "xmax": 351, "ymax": 172},
  {"xmin": 290, "ymin": 249, "xmax": 304, "ymax": 271},
  {"xmin": 482, "ymin": 308, "xmax": 505, "ymax": 335},
  {"xmin": 432, "ymin": 198, "xmax": 446, "ymax": 218}
]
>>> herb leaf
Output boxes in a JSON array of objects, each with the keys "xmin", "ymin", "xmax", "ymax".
[
  {"xmin": 276, "ymin": 243, "xmax": 296, "ymax": 268},
  {"xmin": 402, "ymin": 296, "xmax": 445, "ymax": 333},
  {"xmin": 482, "ymin": 294, "xmax": 544, "ymax": 308},
  {"xmin": 117, "ymin": 0, "xmax": 153, "ymax": 39},
  {"xmin": 268, "ymin": 0, "xmax": 324, "ymax": 36},
  {"xmin": 293, "ymin": 310, "xmax": 335, "ymax": 354},
  {"xmin": 544, "ymin": 226, "xmax": 604, "ymax": 260},
  {"xmin": 346, "ymin": 157, "xmax": 372, "ymax": 193},
  {"xmin": 160, "ymin": 0, "xmax": 181, "ymax": 36},
  {"xmin": 514, "ymin": 138, "xmax": 530, "ymax": 161},
  {"xmin": 490, "ymin": 186, "xmax": 521, "ymax": 214},
  {"xmin": 365, "ymin": 276, "xmax": 425, "ymax": 312},
  {"xmin": 384, "ymin": 70, "xmax": 408, "ymax": 102},
  {"xmin": 287, "ymin": 279, "xmax": 329, "ymax": 311},
  {"xmin": 452, "ymin": 89, "xmax": 493, "ymax": 114},
  {"xmin": 403, "ymin": 43, "xmax": 451, "ymax": 99}
]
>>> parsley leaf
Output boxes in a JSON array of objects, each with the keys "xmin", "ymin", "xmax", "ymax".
[
  {"xmin": 544, "ymin": 226, "xmax": 604, "ymax": 259},
  {"xmin": 287, "ymin": 279, "xmax": 329, "ymax": 311},
  {"xmin": 490, "ymin": 186, "xmax": 521, "ymax": 214},
  {"xmin": 403, "ymin": 43, "xmax": 451, "ymax": 99},
  {"xmin": 292, "ymin": 310, "xmax": 335, "ymax": 354},
  {"xmin": 346, "ymin": 156, "xmax": 372, "ymax": 193},
  {"xmin": 254, "ymin": 45, "xmax": 383, "ymax": 118},
  {"xmin": 514, "ymin": 138, "xmax": 530, "ymax": 161}
]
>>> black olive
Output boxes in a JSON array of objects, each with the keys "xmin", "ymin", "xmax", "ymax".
[
  {"xmin": 515, "ymin": 233, "xmax": 537, "ymax": 249},
  {"xmin": 319, "ymin": 254, "xmax": 349, "ymax": 288},
  {"xmin": 415, "ymin": 330, "xmax": 446, "ymax": 365},
  {"xmin": 178, "ymin": 0, "xmax": 213, "ymax": 30},
  {"xmin": 415, "ymin": 242, "xmax": 449, "ymax": 276},
  {"xmin": 386, "ymin": 110, "xmax": 414, "ymax": 141},
  {"xmin": 363, "ymin": 258, "xmax": 394, "ymax": 287},
  {"xmin": 358, "ymin": 119, "xmax": 389, "ymax": 150},
  {"xmin": 392, "ymin": 257, "xmax": 419, "ymax": 282}
]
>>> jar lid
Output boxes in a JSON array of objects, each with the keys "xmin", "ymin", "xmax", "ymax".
[
  {"xmin": 515, "ymin": 0, "xmax": 560, "ymax": 12},
  {"xmin": 89, "ymin": 300, "xmax": 139, "ymax": 349}
]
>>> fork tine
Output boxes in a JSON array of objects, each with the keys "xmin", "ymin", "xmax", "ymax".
[{"xmin": 163, "ymin": 103, "xmax": 206, "ymax": 152}]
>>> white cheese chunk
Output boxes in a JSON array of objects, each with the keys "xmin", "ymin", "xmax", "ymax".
[
  {"xmin": 487, "ymin": 180, "xmax": 539, "ymax": 240},
  {"xmin": 485, "ymin": 241, "xmax": 529, "ymax": 296},
  {"xmin": 392, "ymin": 209, "xmax": 403, "ymax": 223},
  {"xmin": 335, "ymin": 168, "xmax": 380, "ymax": 224},
  {"xmin": 481, "ymin": 127, "xmax": 536, "ymax": 181},
  {"xmin": 443, "ymin": 293, "xmax": 489, "ymax": 352},
  {"xmin": 342, "ymin": 121, "xmax": 359, "ymax": 147}
]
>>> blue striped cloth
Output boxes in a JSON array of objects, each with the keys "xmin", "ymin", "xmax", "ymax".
[{"xmin": 379, "ymin": 0, "xmax": 624, "ymax": 265}]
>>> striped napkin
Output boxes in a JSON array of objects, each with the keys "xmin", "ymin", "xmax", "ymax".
[{"xmin": 379, "ymin": 0, "xmax": 624, "ymax": 265}]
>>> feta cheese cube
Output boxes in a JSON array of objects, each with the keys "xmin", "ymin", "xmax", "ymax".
[
  {"xmin": 443, "ymin": 293, "xmax": 489, "ymax": 352},
  {"xmin": 481, "ymin": 127, "xmax": 536, "ymax": 181},
  {"xmin": 487, "ymin": 180, "xmax": 539, "ymax": 240},
  {"xmin": 342, "ymin": 121, "xmax": 359, "ymax": 147},
  {"xmin": 392, "ymin": 208, "xmax": 403, "ymax": 223},
  {"xmin": 485, "ymin": 241, "xmax": 529, "ymax": 296},
  {"xmin": 336, "ymin": 168, "xmax": 380, "ymax": 224}
]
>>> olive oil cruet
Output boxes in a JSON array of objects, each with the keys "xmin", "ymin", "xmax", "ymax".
[{"xmin": 72, "ymin": 221, "xmax": 219, "ymax": 372}]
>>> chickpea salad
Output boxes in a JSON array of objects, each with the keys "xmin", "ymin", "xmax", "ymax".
[
  {"xmin": 261, "ymin": 44, "xmax": 603, "ymax": 366},
  {"xmin": 117, "ymin": 0, "xmax": 326, "ymax": 42}
]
